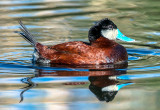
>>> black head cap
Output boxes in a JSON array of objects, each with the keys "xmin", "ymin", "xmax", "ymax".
[{"xmin": 88, "ymin": 18, "xmax": 117, "ymax": 42}]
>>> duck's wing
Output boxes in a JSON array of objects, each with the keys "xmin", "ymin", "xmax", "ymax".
[
  {"xmin": 36, "ymin": 44, "xmax": 105, "ymax": 65},
  {"xmin": 50, "ymin": 41, "xmax": 94, "ymax": 56}
]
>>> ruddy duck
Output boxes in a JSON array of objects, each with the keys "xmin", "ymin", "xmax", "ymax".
[{"xmin": 18, "ymin": 18, "xmax": 134, "ymax": 65}]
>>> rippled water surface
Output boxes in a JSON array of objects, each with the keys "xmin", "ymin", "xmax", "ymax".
[{"xmin": 0, "ymin": 0, "xmax": 160, "ymax": 110}]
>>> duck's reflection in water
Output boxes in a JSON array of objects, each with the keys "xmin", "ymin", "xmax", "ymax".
[
  {"xmin": 20, "ymin": 63, "xmax": 132, "ymax": 102},
  {"xmin": 89, "ymin": 75, "xmax": 119, "ymax": 102}
]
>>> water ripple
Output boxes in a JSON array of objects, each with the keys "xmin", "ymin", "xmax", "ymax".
[
  {"xmin": 10, "ymin": 9, "xmax": 82, "ymax": 17},
  {"xmin": 0, "ymin": 25, "xmax": 47, "ymax": 30},
  {"xmin": 0, "ymin": 0, "xmax": 160, "ymax": 109}
]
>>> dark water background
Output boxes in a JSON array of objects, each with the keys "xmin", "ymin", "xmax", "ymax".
[{"xmin": 0, "ymin": 0, "xmax": 160, "ymax": 110}]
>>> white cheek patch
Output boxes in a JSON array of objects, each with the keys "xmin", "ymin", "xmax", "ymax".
[
  {"xmin": 102, "ymin": 85, "xmax": 118, "ymax": 91},
  {"xmin": 101, "ymin": 29, "xmax": 118, "ymax": 40}
]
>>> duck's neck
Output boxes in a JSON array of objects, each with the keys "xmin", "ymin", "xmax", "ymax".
[{"xmin": 91, "ymin": 37, "xmax": 117, "ymax": 48}]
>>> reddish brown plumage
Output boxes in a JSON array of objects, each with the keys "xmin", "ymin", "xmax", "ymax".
[
  {"xmin": 18, "ymin": 18, "xmax": 129, "ymax": 65},
  {"xmin": 35, "ymin": 37, "xmax": 128, "ymax": 65}
]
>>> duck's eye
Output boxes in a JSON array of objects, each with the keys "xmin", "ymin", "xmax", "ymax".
[{"xmin": 107, "ymin": 25, "xmax": 113, "ymax": 29}]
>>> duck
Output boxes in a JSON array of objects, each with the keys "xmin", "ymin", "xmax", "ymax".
[{"xmin": 18, "ymin": 18, "xmax": 135, "ymax": 65}]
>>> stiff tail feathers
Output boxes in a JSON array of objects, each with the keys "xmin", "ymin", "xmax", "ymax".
[{"xmin": 18, "ymin": 20, "xmax": 37, "ymax": 46}]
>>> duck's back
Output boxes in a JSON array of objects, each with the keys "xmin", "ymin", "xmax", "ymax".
[{"xmin": 35, "ymin": 37, "xmax": 127, "ymax": 65}]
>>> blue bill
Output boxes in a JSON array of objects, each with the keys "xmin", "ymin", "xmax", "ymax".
[{"xmin": 116, "ymin": 29, "xmax": 135, "ymax": 42}]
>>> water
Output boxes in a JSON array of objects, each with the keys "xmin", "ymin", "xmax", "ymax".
[{"xmin": 0, "ymin": 0, "xmax": 160, "ymax": 109}]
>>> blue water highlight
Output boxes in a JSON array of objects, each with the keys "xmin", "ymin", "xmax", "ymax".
[{"xmin": 117, "ymin": 73, "xmax": 160, "ymax": 80}]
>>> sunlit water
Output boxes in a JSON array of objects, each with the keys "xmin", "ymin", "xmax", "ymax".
[{"xmin": 0, "ymin": 0, "xmax": 160, "ymax": 110}]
